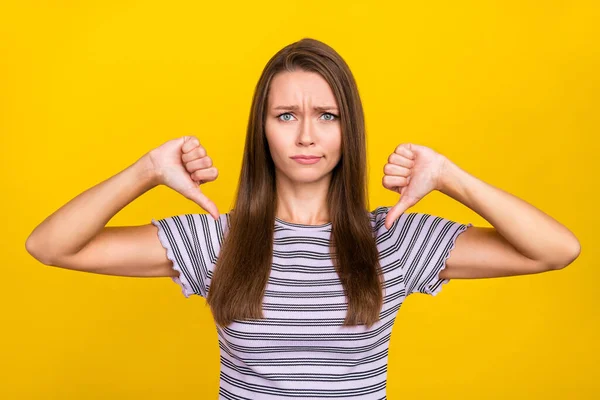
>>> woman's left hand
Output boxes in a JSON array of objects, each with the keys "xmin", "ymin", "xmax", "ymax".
[{"xmin": 382, "ymin": 143, "xmax": 448, "ymax": 229}]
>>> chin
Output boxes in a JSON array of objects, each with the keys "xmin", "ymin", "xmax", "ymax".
[{"xmin": 287, "ymin": 170, "xmax": 331, "ymax": 183}]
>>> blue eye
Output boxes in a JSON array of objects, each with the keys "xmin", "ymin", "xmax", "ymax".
[
  {"xmin": 277, "ymin": 112, "xmax": 294, "ymax": 122},
  {"xmin": 276, "ymin": 112, "xmax": 339, "ymax": 122}
]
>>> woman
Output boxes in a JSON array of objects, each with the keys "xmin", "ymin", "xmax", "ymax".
[{"xmin": 26, "ymin": 38, "xmax": 580, "ymax": 399}]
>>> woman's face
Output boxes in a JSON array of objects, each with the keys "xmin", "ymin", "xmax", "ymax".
[{"xmin": 265, "ymin": 70, "xmax": 342, "ymax": 185}]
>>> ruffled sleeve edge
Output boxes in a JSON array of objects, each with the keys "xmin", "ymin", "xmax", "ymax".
[
  {"xmin": 426, "ymin": 222, "xmax": 474, "ymax": 296},
  {"xmin": 151, "ymin": 218, "xmax": 197, "ymax": 298}
]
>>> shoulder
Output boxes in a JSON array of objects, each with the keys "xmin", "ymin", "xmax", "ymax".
[
  {"xmin": 369, "ymin": 205, "xmax": 417, "ymax": 231},
  {"xmin": 152, "ymin": 210, "xmax": 232, "ymax": 241},
  {"xmin": 369, "ymin": 206, "xmax": 456, "ymax": 240}
]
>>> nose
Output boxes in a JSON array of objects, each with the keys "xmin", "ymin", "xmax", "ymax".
[{"xmin": 297, "ymin": 117, "xmax": 315, "ymax": 146}]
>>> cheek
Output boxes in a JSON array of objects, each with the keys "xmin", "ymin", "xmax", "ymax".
[
  {"xmin": 266, "ymin": 134, "xmax": 289, "ymax": 155},
  {"xmin": 324, "ymin": 135, "xmax": 342, "ymax": 156},
  {"xmin": 264, "ymin": 123, "xmax": 281, "ymax": 151},
  {"xmin": 264, "ymin": 133, "xmax": 292, "ymax": 164}
]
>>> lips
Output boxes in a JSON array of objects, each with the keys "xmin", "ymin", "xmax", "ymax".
[{"xmin": 291, "ymin": 156, "xmax": 322, "ymax": 160}]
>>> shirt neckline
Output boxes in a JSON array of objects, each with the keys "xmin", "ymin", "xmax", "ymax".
[{"xmin": 274, "ymin": 216, "xmax": 332, "ymax": 232}]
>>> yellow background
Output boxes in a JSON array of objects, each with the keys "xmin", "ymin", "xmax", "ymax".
[{"xmin": 2, "ymin": 0, "xmax": 597, "ymax": 398}]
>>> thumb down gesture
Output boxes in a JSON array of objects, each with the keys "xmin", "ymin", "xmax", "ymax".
[
  {"xmin": 148, "ymin": 135, "xmax": 220, "ymax": 220},
  {"xmin": 382, "ymin": 143, "xmax": 448, "ymax": 230}
]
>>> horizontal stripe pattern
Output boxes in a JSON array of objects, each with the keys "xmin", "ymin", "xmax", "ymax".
[{"xmin": 152, "ymin": 206, "xmax": 472, "ymax": 399}]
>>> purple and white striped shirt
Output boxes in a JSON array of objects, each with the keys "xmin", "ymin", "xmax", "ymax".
[{"xmin": 151, "ymin": 206, "xmax": 472, "ymax": 399}]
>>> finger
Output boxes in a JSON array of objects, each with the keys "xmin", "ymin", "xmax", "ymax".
[
  {"xmin": 394, "ymin": 143, "xmax": 415, "ymax": 160},
  {"xmin": 191, "ymin": 167, "xmax": 219, "ymax": 183},
  {"xmin": 186, "ymin": 190, "xmax": 221, "ymax": 221},
  {"xmin": 399, "ymin": 176, "xmax": 411, "ymax": 195},
  {"xmin": 383, "ymin": 163, "xmax": 411, "ymax": 176},
  {"xmin": 384, "ymin": 203, "xmax": 403, "ymax": 230},
  {"xmin": 398, "ymin": 143, "xmax": 415, "ymax": 159},
  {"xmin": 181, "ymin": 146, "xmax": 208, "ymax": 163},
  {"xmin": 388, "ymin": 152, "xmax": 415, "ymax": 167},
  {"xmin": 382, "ymin": 175, "xmax": 409, "ymax": 190},
  {"xmin": 384, "ymin": 196, "xmax": 413, "ymax": 230},
  {"xmin": 184, "ymin": 156, "xmax": 213, "ymax": 174},
  {"xmin": 182, "ymin": 136, "xmax": 200, "ymax": 153}
]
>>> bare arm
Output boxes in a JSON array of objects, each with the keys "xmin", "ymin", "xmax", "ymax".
[
  {"xmin": 25, "ymin": 154, "xmax": 160, "ymax": 265},
  {"xmin": 25, "ymin": 136, "xmax": 219, "ymax": 279},
  {"xmin": 35, "ymin": 224, "xmax": 180, "ymax": 278},
  {"xmin": 438, "ymin": 157, "xmax": 580, "ymax": 274}
]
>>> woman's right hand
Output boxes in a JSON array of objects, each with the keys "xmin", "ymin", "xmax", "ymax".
[{"xmin": 147, "ymin": 135, "xmax": 220, "ymax": 220}]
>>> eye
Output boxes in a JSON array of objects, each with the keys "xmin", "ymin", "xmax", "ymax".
[
  {"xmin": 277, "ymin": 112, "xmax": 294, "ymax": 122},
  {"xmin": 276, "ymin": 112, "xmax": 339, "ymax": 122},
  {"xmin": 321, "ymin": 112, "xmax": 338, "ymax": 121}
]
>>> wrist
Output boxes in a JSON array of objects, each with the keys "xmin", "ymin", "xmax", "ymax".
[
  {"xmin": 436, "ymin": 156, "xmax": 460, "ymax": 194},
  {"xmin": 134, "ymin": 153, "xmax": 162, "ymax": 189},
  {"xmin": 436, "ymin": 156, "xmax": 472, "ymax": 204}
]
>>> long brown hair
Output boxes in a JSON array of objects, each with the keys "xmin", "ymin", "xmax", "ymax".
[{"xmin": 206, "ymin": 38, "xmax": 383, "ymax": 329}]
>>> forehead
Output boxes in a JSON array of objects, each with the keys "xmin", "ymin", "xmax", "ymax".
[{"xmin": 268, "ymin": 70, "xmax": 337, "ymax": 107}]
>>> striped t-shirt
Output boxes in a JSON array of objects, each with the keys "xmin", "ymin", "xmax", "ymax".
[{"xmin": 151, "ymin": 206, "xmax": 472, "ymax": 399}]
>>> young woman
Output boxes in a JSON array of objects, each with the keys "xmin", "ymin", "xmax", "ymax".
[{"xmin": 26, "ymin": 38, "xmax": 580, "ymax": 399}]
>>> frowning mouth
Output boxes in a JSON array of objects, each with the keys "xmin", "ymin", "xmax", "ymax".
[
  {"xmin": 291, "ymin": 155, "xmax": 322, "ymax": 160},
  {"xmin": 290, "ymin": 156, "xmax": 322, "ymax": 164}
]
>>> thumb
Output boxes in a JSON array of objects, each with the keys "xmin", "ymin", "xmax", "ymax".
[
  {"xmin": 185, "ymin": 188, "xmax": 221, "ymax": 221},
  {"xmin": 384, "ymin": 195, "xmax": 415, "ymax": 230}
]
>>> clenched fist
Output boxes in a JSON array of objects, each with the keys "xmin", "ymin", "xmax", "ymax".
[
  {"xmin": 382, "ymin": 143, "xmax": 448, "ymax": 229},
  {"xmin": 147, "ymin": 135, "xmax": 220, "ymax": 220}
]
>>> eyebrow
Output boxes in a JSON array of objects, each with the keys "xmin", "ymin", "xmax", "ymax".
[{"xmin": 273, "ymin": 105, "xmax": 339, "ymax": 112}]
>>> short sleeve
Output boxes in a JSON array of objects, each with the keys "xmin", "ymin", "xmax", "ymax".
[
  {"xmin": 151, "ymin": 212, "xmax": 229, "ymax": 298},
  {"xmin": 388, "ymin": 209, "xmax": 472, "ymax": 297}
]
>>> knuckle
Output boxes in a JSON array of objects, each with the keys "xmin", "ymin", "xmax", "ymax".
[
  {"xmin": 185, "ymin": 159, "xmax": 198, "ymax": 171},
  {"xmin": 191, "ymin": 166, "xmax": 218, "ymax": 181},
  {"xmin": 190, "ymin": 147, "xmax": 201, "ymax": 158},
  {"xmin": 199, "ymin": 157, "xmax": 210, "ymax": 169}
]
